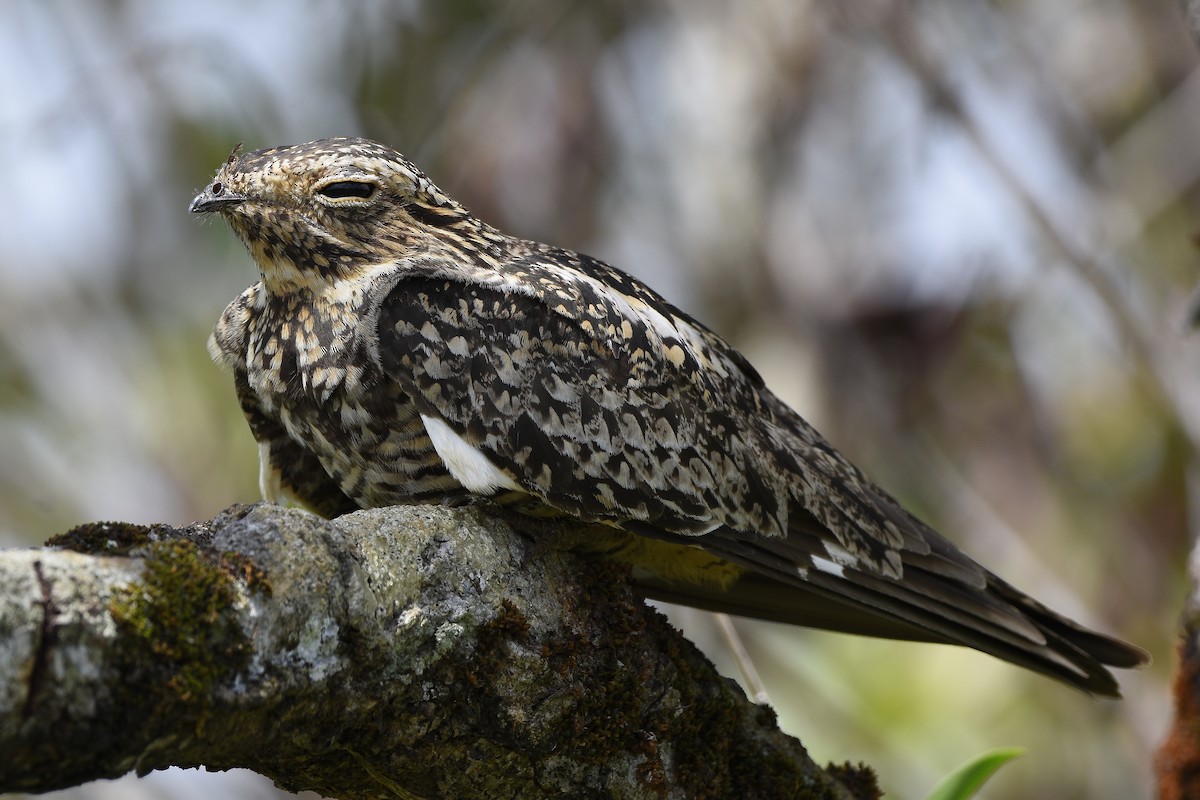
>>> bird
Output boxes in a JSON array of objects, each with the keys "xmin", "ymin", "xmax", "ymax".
[{"xmin": 190, "ymin": 137, "xmax": 1146, "ymax": 696}]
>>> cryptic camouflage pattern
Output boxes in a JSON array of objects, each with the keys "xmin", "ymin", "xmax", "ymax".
[{"xmin": 192, "ymin": 137, "xmax": 1145, "ymax": 695}]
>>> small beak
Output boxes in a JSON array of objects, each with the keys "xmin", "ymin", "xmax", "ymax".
[{"xmin": 189, "ymin": 182, "xmax": 247, "ymax": 213}]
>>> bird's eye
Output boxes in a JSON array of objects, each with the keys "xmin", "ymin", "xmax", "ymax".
[{"xmin": 317, "ymin": 181, "xmax": 377, "ymax": 200}]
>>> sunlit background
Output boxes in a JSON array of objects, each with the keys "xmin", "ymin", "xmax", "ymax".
[{"xmin": 3, "ymin": 1, "xmax": 1197, "ymax": 798}]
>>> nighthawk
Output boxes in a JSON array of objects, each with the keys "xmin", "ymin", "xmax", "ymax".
[{"xmin": 191, "ymin": 137, "xmax": 1146, "ymax": 695}]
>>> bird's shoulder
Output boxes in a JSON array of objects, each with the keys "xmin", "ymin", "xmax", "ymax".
[{"xmin": 382, "ymin": 242, "xmax": 766, "ymax": 399}]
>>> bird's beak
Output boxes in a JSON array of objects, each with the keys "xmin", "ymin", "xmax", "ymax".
[{"xmin": 189, "ymin": 183, "xmax": 247, "ymax": 213}]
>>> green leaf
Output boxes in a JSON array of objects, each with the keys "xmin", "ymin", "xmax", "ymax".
[{"xmin": 922, "ymin": 747, "xmax": 1026, "ymax": 800}]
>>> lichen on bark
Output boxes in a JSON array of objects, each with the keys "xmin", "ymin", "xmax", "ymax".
[{"xmin": 0, "ymin": 503, "xmax": 873, "ymax": 799}]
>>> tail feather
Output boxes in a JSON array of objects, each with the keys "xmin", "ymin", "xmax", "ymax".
[{"xmin": 631, "ymin": 521, "xmax": 1147, "ymax": 697}]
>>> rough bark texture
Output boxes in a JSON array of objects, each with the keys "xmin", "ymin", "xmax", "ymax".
[
  {"xmin": 1156, "ymin": 543, "xmax": 1200, "ymax": 800},
  {"xmin": 0, "ymin": 503, "xmax": 874, "ymax": 799}
]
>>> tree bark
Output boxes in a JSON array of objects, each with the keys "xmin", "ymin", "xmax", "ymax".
[
  {"xmin": 1156, "ymin": 542, "xmax": 1200, "ymax": 800},
  {"xmin": 0, "ymin": 503, "xmax": 873, "ymax": 800}
]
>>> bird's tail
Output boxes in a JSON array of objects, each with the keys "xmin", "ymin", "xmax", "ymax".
[{"xmin": 632, "ymin": 518, "xmax": 1146, "ymax": 697}]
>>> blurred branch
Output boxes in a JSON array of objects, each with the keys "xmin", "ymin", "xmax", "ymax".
[
  {"xmin": 1182, "ymin": 0, "xmax": 1200, "ymax": 52},
  {"xmin": 1157, "ymin": 13, "xmax": 1200, "ymax": 788},
  {"xmin": 0, "ymin": 503, "xmax": 867, "ymax": 800},
  {"xmin": 865, "ymin": 5, "xmax": 1200, "ymax": 450}
]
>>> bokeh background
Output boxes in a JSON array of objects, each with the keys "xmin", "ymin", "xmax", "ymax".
[{"xmin": 3, "ymin": 1, "xmax": 1197, "ymax": 798}]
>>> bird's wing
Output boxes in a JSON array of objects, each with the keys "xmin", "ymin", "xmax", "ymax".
[
  {"xmin": 375, "ymin": 249, "xmax": 938, "ymax": 567},
  {"xmin": 373, "ymin": 249, "xmax": 1146, "ymax": 695},
  {"xmin": 374, "ymin": 248, "xmax": 796, "ymax": 538},
  {"xmin": 371, "ymin": 248, "xmax": 972, "ymax": 593}
]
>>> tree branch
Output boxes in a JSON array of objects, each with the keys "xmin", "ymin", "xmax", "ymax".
[{"xmin": 0, "ymin": 503, "xmax": 871, "ymax": 799}]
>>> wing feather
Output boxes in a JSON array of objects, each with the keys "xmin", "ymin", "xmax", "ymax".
[
  {"xmin": 376, "ymin": 251, "xmax": 785, "ymax": 536},
  {"xmin": 373, "ymin": 247, "xmax": 1146, "ymax": 695}
]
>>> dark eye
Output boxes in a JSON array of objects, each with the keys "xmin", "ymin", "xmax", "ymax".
[{"xmin": 317, "ymin": 181, "xmax": 377, "ymax": 200}]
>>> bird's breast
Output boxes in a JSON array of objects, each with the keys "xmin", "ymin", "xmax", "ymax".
[{"xmin": 243, "ymin": 295, "xmax": 467, "ymax": 507}]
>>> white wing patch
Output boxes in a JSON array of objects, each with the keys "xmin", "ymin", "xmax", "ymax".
[
  {"xmin": 421, "ymin": 414, "xmax": 520, "ymax": 494},
  {"xmin": 812, "ymin": 541, "xmax": 861, "ymax": 579},
  {"xmin": 810, "ymin": 556, "xmax": 845, "ymax": 578}
]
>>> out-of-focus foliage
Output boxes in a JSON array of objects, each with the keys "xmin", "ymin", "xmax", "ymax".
[
  {"xmin": 923, "ymin": 747, "xmax": 1025, "ymax": 800},
  {"xmin": 1, "ymin": 0, "xmax": 1194, "ymax": 798}
]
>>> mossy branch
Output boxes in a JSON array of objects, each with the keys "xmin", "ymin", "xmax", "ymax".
[{"xmin": 0, "ymin": 503, "xmax": 872, "ymax": 800}]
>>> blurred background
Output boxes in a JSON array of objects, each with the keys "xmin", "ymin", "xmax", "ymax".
[{"xmin": 2, "ymin": 0, "xmax": 1197, "ymax": 797}]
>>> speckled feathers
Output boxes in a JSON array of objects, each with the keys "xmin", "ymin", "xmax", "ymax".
[{"xmin": 192, "ymin": 137, "xmax": 1146, "ymax": 695}]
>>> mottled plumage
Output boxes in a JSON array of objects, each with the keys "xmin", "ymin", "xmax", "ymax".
[{"xmin": 191, "ymin": 137, "xmax": 1146, "ymax": 695}]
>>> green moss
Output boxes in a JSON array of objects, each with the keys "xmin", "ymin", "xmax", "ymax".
[
  {"xmin": 465, "ymin": 598, "xmax": 531, "ymax": 688},
  {"xmin": 46, "ymin": 520, "xmax": 165, "ymax": 554},
  {"xmin": 538, "ymin": 558, "xmax": 672, "ymax": 793},
  {"xmin": 556, "ymin": 556, "xmax": 854, "ymax": 799},
  {"xmin": 825, "ymin": 762, "xmax": 881, "ymax": 800},
  {"xmin": 109, "ymin": 539, "xmax": 261, "ymax": 722},
  {"xmin": 656, "ymin": 612, "xmax": 850, "ymax": 800},
  {"xmin": 216, "ymin": 549, "xmax": 274, "ymax": 597}
]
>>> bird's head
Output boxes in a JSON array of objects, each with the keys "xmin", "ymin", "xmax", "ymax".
[{"xmin": 190, "ymin": 137, "xmax": 482, "ymax": 293}]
